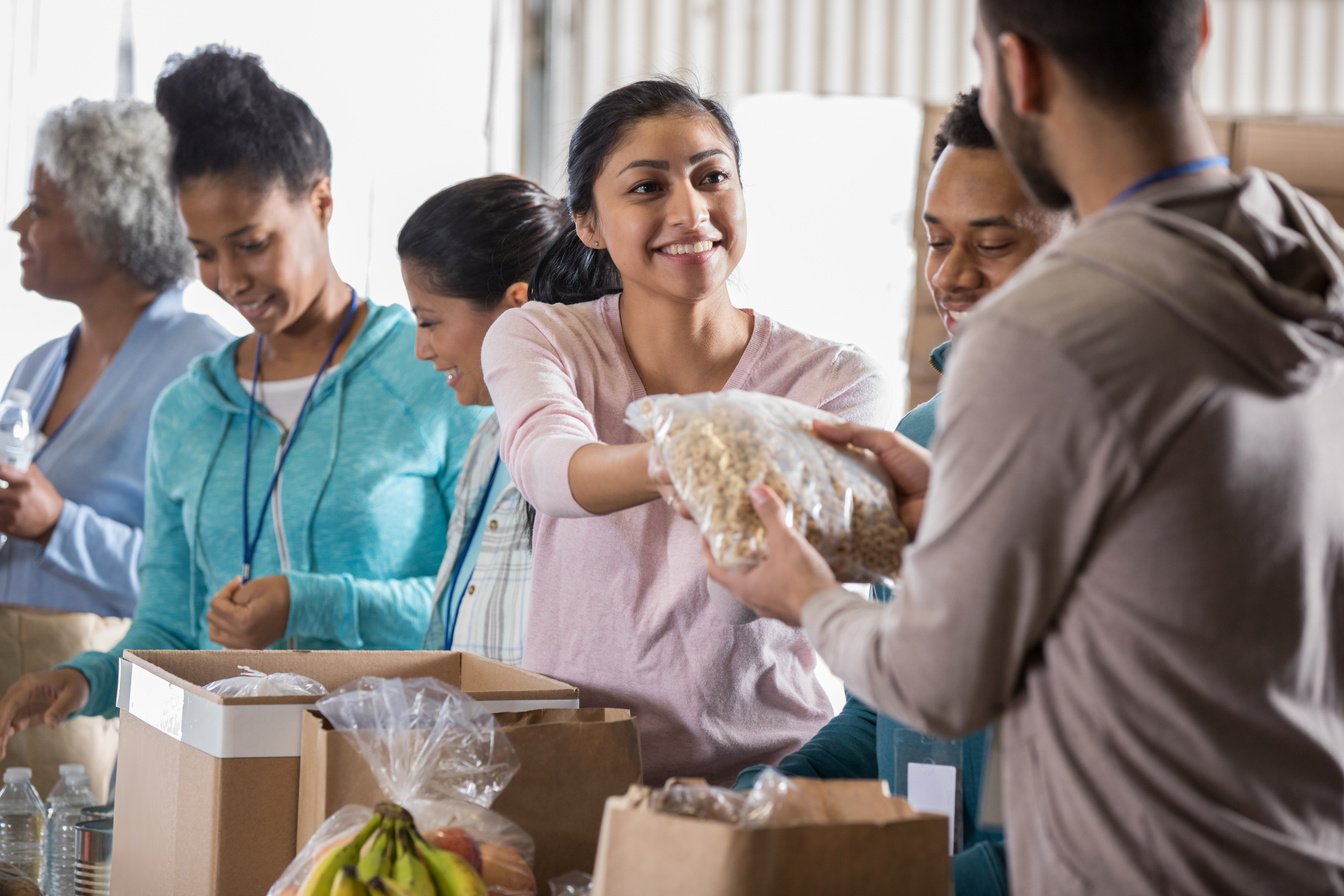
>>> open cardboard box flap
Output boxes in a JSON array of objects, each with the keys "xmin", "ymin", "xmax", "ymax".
[{"xmin": 120, "ymin": 648, "xmax": 578, "ymax": 705}]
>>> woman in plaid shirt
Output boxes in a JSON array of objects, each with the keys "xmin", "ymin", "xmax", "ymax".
[{"xmin": 398, "ymin": 175, "xmax": 569, "ymax": 664}]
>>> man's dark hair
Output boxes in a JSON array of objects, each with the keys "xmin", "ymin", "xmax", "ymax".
[
  {"xmin": 978, "ymin": 0, "xmax": 1203, "ymax": 107},
  {"xmin": 932, "ymin": 87, "xmax": 995, "ymax": 162}
]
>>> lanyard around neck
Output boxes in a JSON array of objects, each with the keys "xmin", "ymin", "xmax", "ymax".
[
  {"xmin": 240, "ymin": 287, "xmax": 359, "ymax": 583},
  {"xmin": 443, "ymin": 454, "xmax": 504, "ymax": 650},
  {"xmin": 1109, "ymin": 155, "xmax": 1228, "ymax": 206}
]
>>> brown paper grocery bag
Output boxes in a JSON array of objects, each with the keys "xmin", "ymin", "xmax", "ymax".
[
  {"xmin": 297, "ymin": 706, "xmax": 641, "ymax": 887},
  {"xmin": 592, "ymin": 778, "xmax": 948, "ymax": 896},
  {"xmin": 490, "ymin": 707, "xmax": 642, "ymax": 884}
]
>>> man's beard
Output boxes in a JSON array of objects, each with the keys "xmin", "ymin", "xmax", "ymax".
[{"xmin": 992, "ymin": 65, "xmax": 1074, "ymax": 211}]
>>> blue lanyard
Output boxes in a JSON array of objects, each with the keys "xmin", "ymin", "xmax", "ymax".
[
  {"xmin": 1110, "ymin": 155, "xmax": 1228, "ymax": 206},
  {"xmin": 241, "ymin": 287, "xmax": 359, "ymax": 583},
  {"xmin": 443, "ymin": 454, "xmax": 503, "ymax": 650}
]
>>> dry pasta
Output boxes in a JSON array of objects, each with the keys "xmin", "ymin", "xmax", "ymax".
[{"xmin": 627, "ymin": 390, "xmax": 907, "ymax": 584}]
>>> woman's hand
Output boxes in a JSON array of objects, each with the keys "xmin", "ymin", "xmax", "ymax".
[
  {"xmin": 0, "ymin": 668, "xmax": 91, "ymax": 759},
  {"xmin": 812, "ymin": 419, "xmax": 931, "ymax": 538},
  {"xmin": 0, "ymin": 463, "xmax": 65, "ymax": 545},
  {"xmin": 206, "ymin": 575, "xmax": 292, "ymax": 648},
  {"xmin": 703, "ymin": 485, "xmax": 839, "ymax": 626}
]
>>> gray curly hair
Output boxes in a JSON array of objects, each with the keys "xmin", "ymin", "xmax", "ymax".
[{"xmin": 32, "ymin": 98, "xmax": 194, "ymax": 292}]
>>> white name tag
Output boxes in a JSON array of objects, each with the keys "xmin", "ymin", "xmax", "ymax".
[{"xmin": 907, "ymin": 762, "xmax": 958, "ymax": 854}]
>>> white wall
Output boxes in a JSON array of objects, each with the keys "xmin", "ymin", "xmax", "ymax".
[
  {"xmin": 5, "ymin": 0, "xmax": 1342, "ymax": 388},
  {"xmin": 730, "ymin": 92, "xmax": 921, "ymax": 411},
  {"xmin": 1, "ymin": 0, "xmax": 497, "ymax": 387},
  {"xmin": 543, "ymin": 0, "xmax": 1344, "ymax": 181}
]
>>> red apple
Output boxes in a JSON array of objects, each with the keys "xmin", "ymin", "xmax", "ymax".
[
  {"xmin": 479, "ymin": 842, "xmax": 537, "ymax": 896},
  {"xmin": 422, "ymin": 826, "xmax": 483, "ymax": 874}
]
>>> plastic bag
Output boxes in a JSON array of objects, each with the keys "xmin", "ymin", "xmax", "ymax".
[
  {"xmin": 268, "ymin": 678, "xmax": 536, "ymax": 896},
  {"xmin": 627, "ymin": 390, "xmax": 908, "ymax": 584},
  {"xmin": 202, "ymin": 665, "xmax": 327, "ymax": 697},
  {"xmin": 646, "ymin": 769, "xmax": 823, "ymax": 829},
  {"xmin": 645, "ymin": 779, "xmax": 745, "ymax": 823},
  {"xmin": 317, "ymin": 676, "xmax": 519, "ymax": 809}
]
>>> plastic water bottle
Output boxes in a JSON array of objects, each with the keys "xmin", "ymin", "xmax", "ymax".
[
  {"xmin": 43, "ymin": 763, "xmax": 96, "ymax": 896},
  {"xmin": 0, "ymin": 766, "xmax": 46, "ymax": 884},
  {"xmin": 0, "ymin": 389, "xmax": 36, "ymax": 551}
]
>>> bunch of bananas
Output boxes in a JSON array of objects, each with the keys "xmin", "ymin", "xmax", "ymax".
[{"xmin": 298, "ymin": 803, "xmax": 487, "ymax": 896}]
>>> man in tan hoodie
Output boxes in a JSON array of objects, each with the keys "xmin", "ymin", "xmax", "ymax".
[{"xmin": 709, "ymin": 1, "xmax": 1344, "ymax": 893}]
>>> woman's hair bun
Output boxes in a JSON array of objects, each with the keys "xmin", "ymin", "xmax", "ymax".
[
  {"xmin": 155, "ymin": 45, "xmax": 275, "ymax": 134},
  {"xmin": 154, "ymin": 44, "xmax": 332, "ymax": 195}
]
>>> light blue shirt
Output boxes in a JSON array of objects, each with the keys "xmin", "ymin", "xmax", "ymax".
[
  {"xmin": 442, "ymin": 455, "xmax": 510, "ymax": 649},
  {"xmin": 0, "ymin": 288, "xmax": 229, "ymax": 616}
]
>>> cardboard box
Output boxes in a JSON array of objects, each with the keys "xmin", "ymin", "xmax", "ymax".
[
  {"xmin": 591, "ymin": 779, "xmax": 949, "ymax": 896},
  {"xmin": 110, "ymin": 649, "xmax": 578, "ymax": 896},
  {"xmin": 1232, "ymin": 118, "xmax": 1344, "ymax": 195},
  {"xmin": 1230, "ymin": 118, "xmax": 1344, "ymax": 224},
  {"xmin": 297, "ymin": 706, "xmax": 642, "ymax": 886}
]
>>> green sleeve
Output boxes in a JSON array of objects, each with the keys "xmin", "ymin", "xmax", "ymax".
[
  {"xmin": 59, "ymin": 403, "xmax": 200, "ymax": 717},
  {"xmin": 733, "ymin": 694, "xmax": 881, "ymax": 791}
]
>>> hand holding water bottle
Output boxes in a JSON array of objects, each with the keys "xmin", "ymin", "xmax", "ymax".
[
  {"xmin": 0, "ymin": 462, "xmax": 63, "ymax": 546},
  {"xmin": 0, "ymin": 390, "xmax": 62, "ymax": 547},
  {"xmin": 0, "ymin": 390, "xmax": 35, "ymax": 473}
]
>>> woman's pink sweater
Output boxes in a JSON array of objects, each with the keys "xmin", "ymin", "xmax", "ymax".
[{"xmin": 482, "ymin": 295, "xmax": 896, "ymax": 784}]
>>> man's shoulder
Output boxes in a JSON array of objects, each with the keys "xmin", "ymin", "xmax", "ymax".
[{"xmin": 977, "ymin": 218, "xmax": 1181, "ymax": 352}]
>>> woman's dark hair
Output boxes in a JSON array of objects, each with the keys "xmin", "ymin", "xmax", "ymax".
[
  {"xmin": 397, "ymin": 175, "xmax": 568, "ymax": 311},
  {"xmin": 532, "ymin": 78, "xmax": 742, "ymax": 305},
  {"xmin": 154, "ymin": 45, "xmax": 332, "ymax": 195}
]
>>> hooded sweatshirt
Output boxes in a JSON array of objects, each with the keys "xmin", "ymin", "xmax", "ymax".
[
  {"xmin": 63, "ymin": 301, "xmax": 487, "ymax": 716},
  {"xmin": 803, "ymin": 168, "xmax": 1344, "ymax": 894}
]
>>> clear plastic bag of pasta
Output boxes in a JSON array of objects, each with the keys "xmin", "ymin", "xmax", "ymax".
[{"xmin": 627, "ymin": 390, "xmax": 908, "ymax": 585}]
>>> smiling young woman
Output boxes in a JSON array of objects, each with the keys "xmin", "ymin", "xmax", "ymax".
[
  {"xmin": 396, "ymin": 174, "xmax": 568, "ymax": 664},
  {"xmin": 0, "ymin": 46, "xmax": 486, "ymax": 742},
  {"xmin": 481, "ymin": 79, "xmax": 898, "ymax": 786}
]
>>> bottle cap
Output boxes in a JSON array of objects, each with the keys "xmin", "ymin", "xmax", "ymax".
[
  {"xmin": 4, "ymin": 389, "xmax": 32, "ymax": 408},
  {"xmin": 59, "ymin": 763, "xmax": 86, "ymax": 776},
  {"xmin": 3, "ymin": 767, "xmax": 32, "ymax": 783}
]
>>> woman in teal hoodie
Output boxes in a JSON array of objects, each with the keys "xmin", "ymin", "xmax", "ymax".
[{"xmin": 0, "ymin": 46, "xmax": 484, "ymax": 734}]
